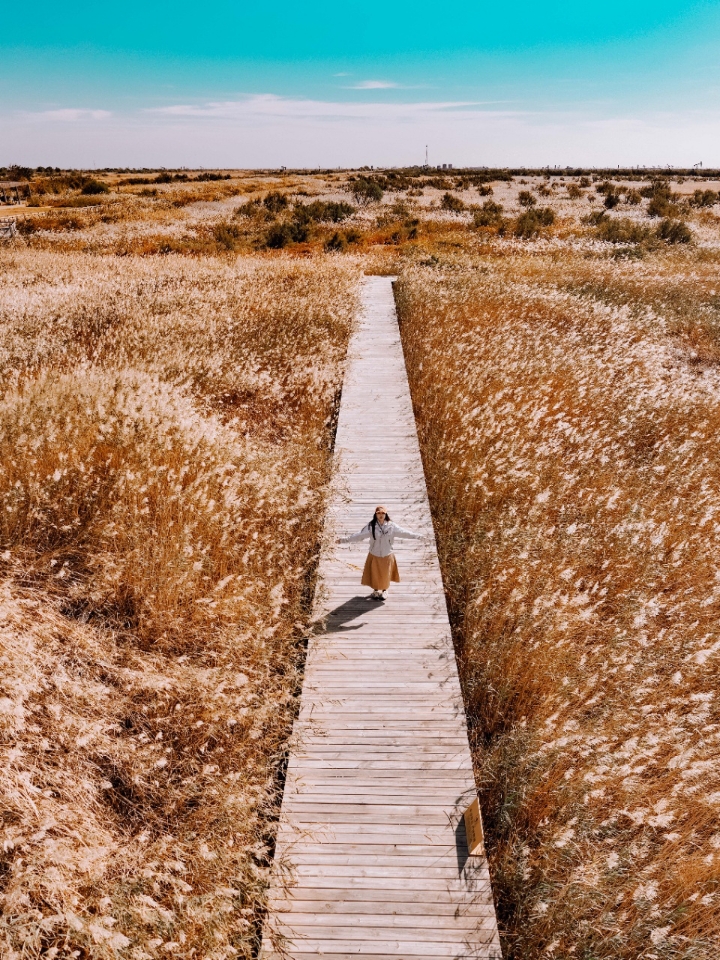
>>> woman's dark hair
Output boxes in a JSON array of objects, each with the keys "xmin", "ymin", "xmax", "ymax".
[{"xmin": 370, "ymin": 510, "xmax": 391, "ymax": 539}]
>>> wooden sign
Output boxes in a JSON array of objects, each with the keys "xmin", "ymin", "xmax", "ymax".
[{"xmin": 463, "ymin": 795, "xmax": 485, "ymax": 856}]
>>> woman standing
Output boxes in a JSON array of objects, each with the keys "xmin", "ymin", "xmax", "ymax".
[{"xmin": 338, "ymin": 505, "xmax": 424, "ymax": 600}]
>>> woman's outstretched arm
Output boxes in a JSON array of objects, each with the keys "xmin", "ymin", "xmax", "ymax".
[
  {"xmin": 338, "ymin": 524, "xmax": 372, "ymax": 543},
  {"xmin": 391, "ymin": 523, "xmax": 425, "ymax": 540}
]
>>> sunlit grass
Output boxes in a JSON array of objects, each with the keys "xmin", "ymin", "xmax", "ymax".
[
  {"xmin": 396, "ymin": 246, "xmax": 720, "ymax": 959},
  {"xmin": 0, "ymin": 249, "xmax": 359, "ymax": 959}
]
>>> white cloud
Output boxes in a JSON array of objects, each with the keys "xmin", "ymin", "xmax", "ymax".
[
  {"xmin": 147, "ymin": 95, "xmax": 478, "ymax": 121},
  {"xmin": 24, "ymin": 108, "xmax": 112, "ymax": 122},
  {"xmin": 348, "ymin": 80, "xmax": 399, "ymax": 89},
  {"xmin": 3, "ymin": 94, "xmax": 720, "ymax": 168}
]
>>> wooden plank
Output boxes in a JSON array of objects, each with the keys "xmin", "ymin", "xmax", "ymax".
[{"xmin": 260, "ymin": 277, "xmax": 499, "ymax": 959}]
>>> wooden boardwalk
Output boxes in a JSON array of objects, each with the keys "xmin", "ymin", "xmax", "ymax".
[{"xmin": 261, "ymin": 277, "xmax": 500, "ymax": 959}]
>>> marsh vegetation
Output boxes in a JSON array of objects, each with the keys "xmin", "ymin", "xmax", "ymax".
[{"xmin": 2, "ymin": 164, "xmax": 720, "ymax": 958}]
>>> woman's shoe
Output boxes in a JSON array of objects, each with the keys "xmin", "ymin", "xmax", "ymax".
[{"xmin": 380, "ymin": 590, "xmax": 388, "ymax": 600}]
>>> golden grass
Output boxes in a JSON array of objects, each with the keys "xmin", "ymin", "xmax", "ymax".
[
  {"xmin": 3, "ymin": 167, "xmax": 720, "ymax": 958},
  {"xmin": 0, "ymin": 249, "xmax": 359, "ymax": 958},
  {"xmin": 396, "ymin": 245, "xmax": 720, "ymax": 959}
]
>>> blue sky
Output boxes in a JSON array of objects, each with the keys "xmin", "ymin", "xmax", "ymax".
[{"xmin": 2, "ymin": 1, "xmax": 720, "ymax": 167}]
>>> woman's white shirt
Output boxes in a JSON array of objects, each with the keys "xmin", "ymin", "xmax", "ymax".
[{"xmin": 341, "ymin": 521, "xmax": 423, "ymax": 557}]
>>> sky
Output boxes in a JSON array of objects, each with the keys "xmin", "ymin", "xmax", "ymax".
[{"xmin": 2, "ymin": 1, "xmax": 720, "ymax": 168}]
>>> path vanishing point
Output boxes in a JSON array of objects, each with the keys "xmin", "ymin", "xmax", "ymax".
[{"xmin": 261, "ymin": 277, "xmax": 501, "ymax": 959}]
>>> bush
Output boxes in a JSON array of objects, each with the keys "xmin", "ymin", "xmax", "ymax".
[
  {"xmin": 604, "ymin": 193, "xmax": 621, "ymax": 209},
  {"xmin": 595, "ymin": 216, "xmax": 651, "ymax": 244},
  {"xmin": 81, "ymin": 179, "xmax": 109, "ymax": 196},
  {"xmin": 473, "ymin": 200, "xmax": 504, "ymax": 227},
  {"xmin": 212, "ymin": 221, "xmax": 243, "ymax": 250},
  {"xmin": 324, "ymin": 231, "xmax": 347, "ymax": 251},
  {"xmin": 690, "ymin": 189, "xmax": 719, "ymax": 208},
  {"xmin": 567, "ymin": 184, "xmax": 582, "ymax": 200},
  {"xmin": 518, "ymin": 190, "xmax": 536, "ymax": 208},
  {"xmin": 583, "ymin": 209, "xmax": 608, "ymax": 226},
  {"xmin": 514, "ymin": 207, "xmax": 555, "ymax": 238},
  {"xmin": 440, "ymin": 192, "xmax": 465, "ymax": 213},
  {"xmin": 640, "ymin": 179, "xmax": 672, "ymax": 200},
  {"xmin": 478, "ymin": 184, "xmax": 494, "ymax": 197},
  {"xmin": 642, "ymin": 180, "xmax": 681, "ymax": 218},
  {"xmin": 235, "ymin": 198, "xmax": 262, "ymax": 218},
  {"xmin": 625, "ymin": 189, "xmax": 641, "ymax": 205},
  {"xmin": 596, "ymin": 180, "xmax": 616, "ymax": 196},
  {"xmin": 297, "ymin": 200, "xmax": 355, "ymax": 223},
  {"xmin": 263, "ymin": 191, "xmax": 288, "ymax": 214},
  {"xmin": 648, "ymin": 194, "xmax": 675, "ymax": 218},
  {"xmin": 349, "ymin": 178, "xmax": 383, "ymax": 206},
  {"xmin": 656, "ymin": 218, "xmax": 692, "ymax": 244},
  {"xmin": 264, "ymin": 219, "xmax": 309, "ymax": 249}
]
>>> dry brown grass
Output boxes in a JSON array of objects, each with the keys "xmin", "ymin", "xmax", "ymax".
[
  {"xmin": 4, "ymin": 167, "xmax": 720, "ymax": 958},
  {"xmin": 396, "ymin": 246, "xmax": 720, "ymax": 959},
  {"xmin": 0, "ymin": 249, "xmax": 359, "ymax": 959}
]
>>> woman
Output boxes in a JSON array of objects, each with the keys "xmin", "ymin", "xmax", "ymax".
[{"xmin": 338, "ymin": 506, "xmax": 424, "ymax": 600}]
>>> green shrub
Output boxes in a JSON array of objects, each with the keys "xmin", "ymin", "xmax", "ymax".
[
  {"xmin": 324, "ymin": 231, "xmax": 347, "ymax": 252},
  {"xmin": 647, "ymin": 195, "xmax": 674, "ymax": 218},
  {"xmin": 596, "ymin": 181, "xmax": 616, "ymax": 196},
  {"xmin": 234, "ymin": 199, "xmax": 262, "ymax": 218},
  {"xmin": 656, "ymin": 218, "xmax": 692, "ymax": 244},
  {"xmin": 473, "ymin": 200, "xmax": 504, "ymax": 227},
  {"xmin": 518, "ymin": 190, "xmax": 536, "ymax": 208},
  {"xmin": 640, "ymin": 179, "xmax": 671, "ymax": 200},
  {"xmin": 514, "ymin": 207, "xmax": 555, "ymax": 238},
  {"xmin": 642, "ymin": 180, "xmax": 681, "ymax": 218},
  {"xmin": 595, "ymin": 216, "xmax": 651, "ymax": 244},
  {"xmin": 583, "ymin": 209, "xmax": 609, "ymax": 226},
  {"xmin": 349, "ymin": 178, "xmax": 383, "ymax": 206},
  {"xmin": 81, "ymin": 179, "xmax": 109, "ymax": 196},
  {"xmin": 264, "ymin": 219, "xmax": 309, "ymax": 249},
  {"xmin": 690, "ymin": 189, "xmax": 719, "ymax": 208},
  {"xmin": 440, "ymin": 192, "xmax": 465, "ymax": 213},
  {"xmin": 212, "ymin": 221, "xmax": 243, "ymax": 250},
  {"xmin": 263, "ymin": 191, "xmax": 288, "ymax": 214},
  {"xmin": 298, "ymin": 200, "xmax": 355, "ymax": 222}
]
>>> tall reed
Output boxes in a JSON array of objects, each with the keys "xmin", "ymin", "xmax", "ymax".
[
  {"xmin": 397, "ymin": 247, "xmax": 720, "ymax": 959},
  {"xmin": 0, "ymin": 249, "xmax": 359, "ymax": 959}
]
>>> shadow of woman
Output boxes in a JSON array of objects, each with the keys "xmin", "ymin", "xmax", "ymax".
[{"xmin": 318, "ymin": 595, "xmax": 381, "ymax": 633}]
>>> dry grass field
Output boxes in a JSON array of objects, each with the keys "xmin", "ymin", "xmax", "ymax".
[
  {"xmin": 396, "ymin": 247, "xmax": 720, "ymax": 959},
  {"xmin": 2, "ymin": 165, "xmax": 720, "ymax": 958},
  {"xmin": 0, "ymin": 245, "xmax": 358, "ymax": 958}
]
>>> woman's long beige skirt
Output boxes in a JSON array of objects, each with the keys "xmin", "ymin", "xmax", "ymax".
[{"xmin": 361, "ymin": 552, "xmax": 400, "ymax": 591}]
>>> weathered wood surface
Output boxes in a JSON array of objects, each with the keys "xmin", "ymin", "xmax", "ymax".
[
  {"xmin": 261, "ymin": 277, "xmax": 500, "ymax": 958},
  {"xmin": 0, "ymin": 218, "xmax": 17, "ymax": 240}
]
